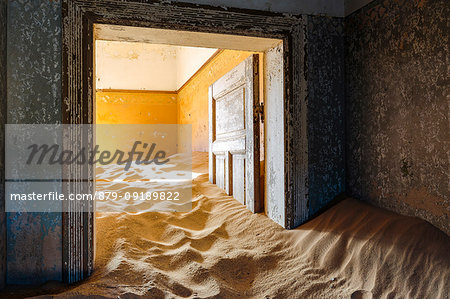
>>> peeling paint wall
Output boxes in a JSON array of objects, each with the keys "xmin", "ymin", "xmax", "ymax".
[
  {"xmin": 172, "ymin": 0, "xmax": 346, "ymax": 17},
  {"xmin": 95, "ymin": 41, "xmax": 179, "ymax": 91},
  {"xmin": 0, "ymin": 0, "xmax": 6, "ymax": 290},
  {"xmin": 344, "ymin": 0, "xmax": 375, "ymax": 16},
  {"xmin": 6, "ymin": 0, "xmax": 62, "ymax": 284},
  {"xmin": 95, "ymin": 41, "xmax": 217, "ymax": 91},
  {"xmin": 173, "ymin": 0, "xmax": 377, "ymax": 17},
  {"xmin": 345, "ymin": 0, "xmax": 449, "ymax": 234},
  {"xmin": 177, "ymin": 50, "xmax": 253, "ymax": 152},
  {"xmin": 3, "ymin": 0, "xmax": 448, "ymax": 285},
  {"xmin": 306, "ymin": 16, "xmax": 346, "ymax": 217}
]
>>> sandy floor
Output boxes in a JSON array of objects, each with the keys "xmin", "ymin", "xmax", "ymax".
[{"xmin": 2, "ymin": 152, "xmax": 449, "ymax": 298}]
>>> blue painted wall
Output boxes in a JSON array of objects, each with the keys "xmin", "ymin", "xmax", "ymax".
[
  {"xmin": 0, "ymin": 0, "xmax": 7, "ymax": 289},
  {"xmin": 6, "ymin": 0, "xmax": 62, "ymax": 284},
  {"xmin": 306, "ymin": 15, "xmax": 346, "ymax": 217}
]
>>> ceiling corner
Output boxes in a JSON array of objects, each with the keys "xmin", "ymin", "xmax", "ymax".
[{"xmin": 344, "ymin": 0, "xmax": 375, "ymax": 16}]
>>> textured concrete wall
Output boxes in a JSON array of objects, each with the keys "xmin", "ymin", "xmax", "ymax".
[
  {"xmin": 0, "ymin": 0, "xmax": 6, "ymax": 290},
  {"xmin": 6, "ymin": 0, "xmax": 62, "ymax": 284},
  {"xmin": 345, "ymin": 0, "xmax": 449, "ymax": 234},
  {"xmin": 306, "ymin": 16, "xmax": 346, "ymax": 217}
]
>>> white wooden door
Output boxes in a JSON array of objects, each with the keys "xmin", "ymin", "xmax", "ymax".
[{"xmin": 209, "ymin": 54, "xmax": 262, "ymax": 213}]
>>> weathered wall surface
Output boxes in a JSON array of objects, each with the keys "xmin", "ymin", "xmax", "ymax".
[
  {"xmin": 173, "ymin": 0, "xmax": 345, "ymax": 16},
  {"xmin": 344, "ymin": 0, "xmax": 375, "ymax": 16},
  {"xmin": 345, "ymin": 0, "xmax": 449, "ymax": 234},
  {"xmin": 6, "ymin": 0, "xmax": 62, "ymax": 283},
  {"xmin": 173, "ymin": 0, "xmax": 377, "ymax": 17},
  {"xmin": 96, "ymin": 91, "xmax": 178, "ymax": 124},
  {"xmin": 2, "ymin": 0, "xmax": 447, "ymax": 285},
  {"xmin": 0, "ymin": 0, "xmax": 6, "ymax": 290},
  {"xmin": 306, "ymin": 15, "xmax": 346, "ymax": 217},
  {"xmin": 95, "ymin": 40, "xmax": 216, "ymax": 91},
  {"xmin": 177, "ymin": 50, "xmax": 252, "ymax": 152},
  {"xmin": 95, "ymin": 41, "xmax": 179, "ymax": 91}
]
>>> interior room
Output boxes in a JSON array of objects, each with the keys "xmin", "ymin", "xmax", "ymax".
[
  {"xmin": 0, "ymin": 0, "xmax": 448, "ymax": 298},
  {"xmin": 93, "ymin": 28, "xmax": 274, "ymax": 212},
  {"xmin": 93, "ymin": 38, "xmax": 275, "ymax": 296},
  {"xmin": 93, "ymin": 39, "xmax": 266, "ymax": 201}
]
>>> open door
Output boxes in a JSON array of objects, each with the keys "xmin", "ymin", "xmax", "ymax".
[{"xmin": 209, "ymin": 54, "xmax": 262, "ymax": 213}]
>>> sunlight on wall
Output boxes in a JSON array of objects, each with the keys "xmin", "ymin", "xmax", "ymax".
[
  {"xmin": 95, "ymin": 49, "xmax": 257, "ymax": 153},
  {"xmin": 177, "ymin": 50, "xmax": 254, "ymax": 152},
  {"xmin": 96, "ymin": 91, "xmax": 177, "ymax": 124},
  {"xmin": 95, "ymin": 91, "xmax": 179, "ymax": 164}
]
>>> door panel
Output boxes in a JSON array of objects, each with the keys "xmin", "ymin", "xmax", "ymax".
[
  {"xmin": 215, "ymin": 155, "xmax": 225, "ymax": 190},
  {"xmin": 209, "ymin": 54, "xmax": 261, "ymax": 212},
  {"xmin": 232, "ymin": 154, "xmax": 246, "ymax": 205},
  {"xmin": 215, "ymin": 87, "xmax": 245, "ymax": 136}
]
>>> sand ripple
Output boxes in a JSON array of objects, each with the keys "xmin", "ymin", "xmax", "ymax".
[{"xmin": 24, "ymin": 152, "xmax": 450, "ymax": 298}]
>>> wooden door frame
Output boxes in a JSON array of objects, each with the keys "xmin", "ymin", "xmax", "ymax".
[{"xmin": 62, "ymin": 0, "xmax": 308, "ymax": 283}]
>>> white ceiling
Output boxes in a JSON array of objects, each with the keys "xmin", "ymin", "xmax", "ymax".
[
  {"xmin": 94, "ymin": 24, "xmax": 281, "ymax": 53},
  {"xmin": 95, "ymin": 40, "xmax": 218, "ymax": 91}
]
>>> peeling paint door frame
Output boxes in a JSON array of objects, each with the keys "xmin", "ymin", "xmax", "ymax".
[{"xmin": 62, "ymin": 0, "xmax": 309, "ymax": 283}]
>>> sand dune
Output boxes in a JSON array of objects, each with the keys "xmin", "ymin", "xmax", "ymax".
[{"xmin": 7, "ymin": 152, "xmax": 449, "ymax": 298}]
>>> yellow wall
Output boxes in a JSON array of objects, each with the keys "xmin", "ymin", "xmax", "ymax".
[
  {"xmin": 95, "ymin": 50, "xmax": 256, "ymax": 152},
  {"xmin": 177, "ymin": 50, "xmax": 254, "ymax": 152},
  {"xmin": 96, "ymin": 91, "xmax": 177, "ymax": 124}
]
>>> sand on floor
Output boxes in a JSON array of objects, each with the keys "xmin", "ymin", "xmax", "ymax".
[{"xmin": 11, "ymin": 152, "xmax": 450, "ymax": 298}]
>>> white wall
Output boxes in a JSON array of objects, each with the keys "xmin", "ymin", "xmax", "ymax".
[
  {"xmin": 95, "ymin": 40, "xmax": 217, "ymax": 91},
  {"xmin": 96, "ymin": 41, "xmax": 178, "ymax": 91},
  {"xmin": 176, "ymin": 47, "xmax": 217, "ymax": 88}
]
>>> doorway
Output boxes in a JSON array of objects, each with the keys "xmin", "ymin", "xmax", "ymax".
[
  {"xmin": 94, "ymin": 37, "xmax": 268, "ymax": 208},
  {"xmin": 92, "ymin": 27, "xmax": 284, "ymax": 282},
  {"xmin": 92, "ymin": 23, "xmax": 285, "ymax": 218},
  {"xmin": 62, "ymin": 1, "xmax": 305, "ymax": 283}
]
